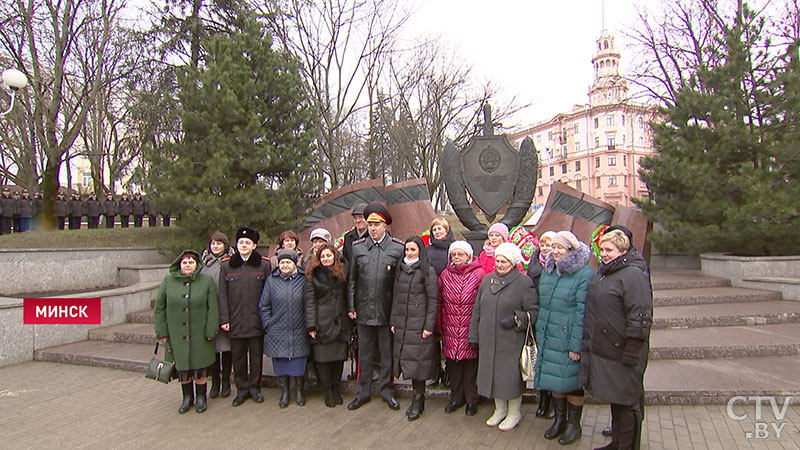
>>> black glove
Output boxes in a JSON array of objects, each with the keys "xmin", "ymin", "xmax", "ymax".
[{"xmin": 499, "ymin": 314, "xmax": 517, "ymax": 329}]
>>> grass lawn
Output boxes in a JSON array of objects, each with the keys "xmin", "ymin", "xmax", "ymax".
[{"xmin": 0, "ymin": 226, "xmax": 180, "ymax": 249}]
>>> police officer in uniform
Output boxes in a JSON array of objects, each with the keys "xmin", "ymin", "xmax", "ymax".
[{"xmin": 346, "ymin": 202, "xmax": 405, "ymax": 411}]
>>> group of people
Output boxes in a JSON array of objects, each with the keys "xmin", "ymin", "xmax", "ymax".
[
  {"xmin": 0, "ymin": 186, "xmax": 40, "ymax": 234},
  {"xmin": 153, "ymin": 202, "xmax": 652, "ymax": 450},
  {"xmin": 55, "ymin": 191, "xmax": 170, "ymax": 230},
  {"xmin": 0, "ymin": 187, "xmax": 171, "ymax": 232}
]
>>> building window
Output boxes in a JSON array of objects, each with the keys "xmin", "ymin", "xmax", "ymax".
[
  {"xmin": 640, "ymin": 178, "xmax": 647, "ymax": 187},
  {"xmin": 595, "ymin": 156, "xmax": 601, "ymax": 168},
  {"xmin": 574, "ymin": 123, "xmax": 579, "ymax": 134},
  {"xmin": 562, "ymin": 146, "xmax": 568, "ymax": 158},
  {"xmin": 536, "ymin": 135, "xmax": 541, "ymax": 144},
  {"xmin": 607, "ymin": 136, "xmax": 616, "ymax": 150},
  {"xmin": 576, "ymin": 179, "xmax": 582, "ymax": 191},
  {"xmin": 548, "ymin": 131, "xmax": 553, "ymax": 141},
  {"xmin": 594, "ymin": 137, "xmax": 600, "ymax": 147},
  {"xmin": 638, "ymin": 116, "xmax": 644, "ymax": 128},
  {"xmin": 639, "ymin": 136, "xmax": 644, "ymax": 144},
  {"xmin": 594, "ymin": 117, "xmax": 599, "ymax": 129},
  {"xmin": 624, "ymin": 175, "xmax": 629, "ymax": 187},
  {"xmin": 606, "ymin": 115, "xmax": 615, "ymax": 126},
  {"xmin": 538, "ymin": 186, "xmax": 543, "ymax": 196},
  {"xmin": 575, "ymin": 160, "xmax": 581, "ymax": 171},
  {"xmin": 561, "ymin": 129, "xmax": 568, "ymax": 143},
  {"xmin": 608, "ymin": 155, "xmax": 617, "ymax": 166},
  {"xmin": 623, "ymin": 155, "xmax": 627, "ymax": 166},
  {"xmin": 575, "ymin": 142, "xmax": 580, "ymax": 152},
  {"xmin": 596, "ymin": 177, "xmax": 602, "ymax": 188},
  {"xmin": 622, "ymin": 115, "xmax": 625, "ymax": 126},
  {"xmin": 549, "ymin": 166, "xmax": 555, "ymax": 177},
  {"xmin": 609, "ymin": 175, "xmax": 618, "ymax": 186},
  {"xmin": 538, "ymin": 169, "xmax": 542, "ymax": 178},
  {"xmin": 561, "ymin": 163, "xmax": 567, "ymax": 174},
  {"xmin": 623, "ymin": 135, "xmax": 626, "ymax": 145},
  {"xmin": 81, "ymin": 173, "xmax": 91, "ymax": 187}
]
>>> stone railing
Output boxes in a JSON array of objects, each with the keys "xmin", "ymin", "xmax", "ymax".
[
  {"xmin": 0, "ymin": 248, "xmax": 169, "ymax": 296},
  {"xmin": 700, "ymin": 253, "xmax": 800, "ymax": 301}
]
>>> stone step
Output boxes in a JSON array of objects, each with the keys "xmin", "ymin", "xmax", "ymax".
[
  {"xmin": 653, "ymin": 286, "xmax": 781, "ymax": 307},
  {"xmin": 650, "ymin": 269, "xmax": 730, "ymax": 290},
  {"xmin": 126, "ymin": 309, "xmax": 154, "ymax": 324},
  {"xmin": 642, "ymin": 356, "xmax": 800, "ymax": 404},
  {"xmin": 653, "ymin": 300, "xmax": 800, "ymax": 328},
  {"xmin": 34, "ymin": 340, "xmax": 155, "ymax": 372},
  {"xmin": 88, "ymin": 322, "xmax": 155, "ymax": 345},
  {"xmin": 649, "ymin": 323, "xmax": 800, "ymax": 359}
]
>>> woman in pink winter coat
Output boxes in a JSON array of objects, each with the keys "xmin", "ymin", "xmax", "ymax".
[
  {"xmin": 438, "ymin": 241, "xmax": 487, "ymax": 416},
  {"xmin": 478, "ymin": 223, "xmax": 523, "ymax": 274}
]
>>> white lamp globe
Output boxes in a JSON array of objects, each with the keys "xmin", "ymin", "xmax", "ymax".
[{"xmin": 2, "ymin": 68, "xmax": 28, "ymax": 90}]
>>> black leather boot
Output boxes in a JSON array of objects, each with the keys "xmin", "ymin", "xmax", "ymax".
[
  {"xmin": 558, "ymin": 402, "xmax": 584, "ymax": 445},
  {"xmin": 332, "ymin": 382, "xmax": 343, "ymax": 405},
  {"xmin": 536, "ymin": 390, "xmax": 552, "ymax": 417},
  {"xmin": 178, "ymin": 382, "xmax": 194, "ymax": 414},
  {"xmin": 220, "ymin": 351, "xmax": 232, "ymax": 398},
  {"xmin": 209, "ymin": 353, "xmax": 221, "ymax": 398},
  {"xmin": 195, "ymin": 383, "xmax": 207, "ymax": 413},
  {"xmin": 278, "ymin": 376, "xmax": 290, "ymax": 408},
  {"xmin": 407, "ymin": 395, "xmax": 425, "ymax": 421},
  {"xmin": 544, "ymin": 397, "xmax": 567, "ymax": 439},
  {"xmin": 294, "ymin": 376, "xmax": 306, "ymax": 406}
]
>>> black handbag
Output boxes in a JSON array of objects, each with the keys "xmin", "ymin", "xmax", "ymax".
[{"xmin": 145, "ymin": 341, "xmax": 175, "ymax": 384}]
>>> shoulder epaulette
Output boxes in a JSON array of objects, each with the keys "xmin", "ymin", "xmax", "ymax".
[
  {"xmin": 353, "ymin": 237, "xmax": 367, "ymax": 245},
  {"xmin": 221, "ymin": 257, "xmax": 231, "ymax": 262},
  {"xmin": 261, "ymin": 255, "xmax": 269, "ymax": 260},
  {"xmin": 391, "ymin": 237, "xmax": 404, "ymax": 244}
]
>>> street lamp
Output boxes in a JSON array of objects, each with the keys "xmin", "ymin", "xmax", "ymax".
[{"xmin": 1, "ymin": 68, "xmax": 28, "ymax": 117}]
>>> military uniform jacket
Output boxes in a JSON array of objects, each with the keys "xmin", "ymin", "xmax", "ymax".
[
  {"xmin": 347, "ymin": 233, "xmax": 405, "ymax": 326},
  {"xmin": 218, "ymin": 250, "xmax": 271, "ymax": 338},
  {"xmin": 117, "ymin": 198, "xmax": 132, "ymax": 215},
  {"xmin": 102, "ymin": 198, "xmax": 118, "ymax": 216},
  {"xmin": 85, "ymin": 198, "xmax": 101, "ymax": 217},
  {"xmin": 131, "ymin": 197, "xmax": 146, "ymax": 215},
  {"xmin": 55, "ymin": 198, "xmax": 68, "ymax": 217},
  {"xmin": 0, "ymin": 194, "xmax": 14, "ymax": 218},
  {"xmin": 153, "ymin": 251, "xmax": 219, "ymax": 371},
  {"xmin": 15, "ymin": 197, "xmax": 34, "ymax": 218},
  {"xmin": 67, "ymin": 198, "xmax": 84, "ymax": 217}
]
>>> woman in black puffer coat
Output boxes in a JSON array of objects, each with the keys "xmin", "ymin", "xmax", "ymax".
[
  {"xmin": 304, "ymin": 243, "xmax": 353, "ymax": 407},
  {"xmin": 391, "ymin": 236, "xmax": 438, "ymax": 421}
]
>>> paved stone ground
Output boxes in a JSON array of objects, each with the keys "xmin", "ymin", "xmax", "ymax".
[{"xmin": 1, "ymin": 362, "xmax": 799, "ymax": 450}]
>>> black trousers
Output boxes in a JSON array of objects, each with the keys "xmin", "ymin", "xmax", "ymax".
[
  {"xmin": 230, "ymin": 336, "xmax": 263, "ymax": 393},
  {"xmin": 148, "ymin": 215, "xmax": 157, "ymax": 227},
  {"xmin": 104, "ymin": 215, "xmax": 115, "ymax": 228},
  {"xmin": 610, "ymin": 402, "xmax": 643, "ymax": 450},
  {"xmin": 0, "ymin": 217, "xmax": 11, "ymax": 234},
  {"xmin": 446, "ymin": 357, "xmax": 479, "ymax": 404},
  {"xmin": 56, "ymin": 216, "xmax": 65, "ymax": 230},
  {"xmin": 355, "ymin": 324, "xmax": 393, "ymax": 399},
  {"xmin": 68, "ymin": 216, "xmax": 81, "ymax": 229},
  {"xmin": 87, "ymin": 216, "xmax": 99, "ymax": 229},
  {"xmin": 316, "ymin": 360, "xmax": 344, "ymax": 390},
  {"xmin": 119, "ymin": 215, "xmax": 129, "ymax": 227},
  {"xmin": 133, "ymin": 214, "xmax": 143, "ymax": 227}
]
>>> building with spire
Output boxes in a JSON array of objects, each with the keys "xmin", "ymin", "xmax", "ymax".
[{"xmin": 509, "ymin": 28, "xmax": 658, "ymax": 207}]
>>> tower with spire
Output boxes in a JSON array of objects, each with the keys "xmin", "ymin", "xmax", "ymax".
[{"xmin": 589, "ymin": 29, "xmax": 628, "ymax": 106}]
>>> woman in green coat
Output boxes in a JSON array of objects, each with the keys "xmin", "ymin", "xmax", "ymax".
[
  {"xmin": 154, "ymin": 250, "xmax": 219, "ymax": 414},
  {"xmin": 535, "ymin": 231, "xmax": 594, "ymax": 445}
]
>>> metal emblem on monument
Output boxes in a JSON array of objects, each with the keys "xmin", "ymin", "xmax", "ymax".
[{"xmin": 442, "ymin": 104, "xmax": 539, "ymax": 246}]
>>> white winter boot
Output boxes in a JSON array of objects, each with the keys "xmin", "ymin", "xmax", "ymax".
[
  {"xmin": 486, "ymin": 398, "xmax": 508, "ymax": 427},
  {"xmin": 498, "ymin": 396, "xmax": 523, "ymax": 431}
]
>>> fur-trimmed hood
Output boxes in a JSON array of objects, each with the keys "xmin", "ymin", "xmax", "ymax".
[
  {"xmin": 545, "ymin": 242, "xmax": 591, "ymax": 276},
  {"xmin": 227, "ymin": 249, "xmax": 265, "ymax": 268}
]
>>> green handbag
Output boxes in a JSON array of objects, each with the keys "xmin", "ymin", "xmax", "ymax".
[{"xmin": 145, "ymin": 341, "xmax": 175, "ymax": 384}]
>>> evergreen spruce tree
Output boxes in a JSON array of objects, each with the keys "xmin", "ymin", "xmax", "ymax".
[
  {"xmin": 147, "ymin": 16, "xmax": 320, "ymax": 247},
  {"xmin": 636, "ymin": 3, "xmax": 800, "ymax": 256}
]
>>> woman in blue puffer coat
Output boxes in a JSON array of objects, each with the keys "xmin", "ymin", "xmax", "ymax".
[
  {"xmin": 259, "ymin": 248, "xmax": 310, "ymax": 409},
  {"xmin": 534, "ymin": 231, "xmax": 594, "ymax": 445}
]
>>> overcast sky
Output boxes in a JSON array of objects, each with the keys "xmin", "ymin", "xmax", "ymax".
[{"xmin": 405, "ymin": 0, "xmax": 650, "ymax": 129}]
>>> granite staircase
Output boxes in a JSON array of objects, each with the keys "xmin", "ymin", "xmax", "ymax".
[{"xmin": 34, "ymin": 269, "xmax": 800, "ymax": 404}]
